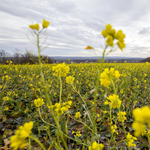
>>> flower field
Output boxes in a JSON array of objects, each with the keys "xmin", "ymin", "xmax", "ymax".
[
  {"xmin": 1, "ymin": 62, "xmax": 150, "ymax": 149},
  {"xmin": 1, "ymin": 20, "xmax": 150, "ymax": 150}
]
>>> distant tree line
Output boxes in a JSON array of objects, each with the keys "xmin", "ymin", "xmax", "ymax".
[{"xmin": 0, "ymin": 49, "xmax": 53, "ymax": 64}]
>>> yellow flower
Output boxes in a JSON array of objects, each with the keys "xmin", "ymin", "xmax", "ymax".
[
  {"xmin": 88, "ymin": 141, "xmax": 104, "ymax": 150},
  {"xmin": 29, "ymin": 25, "xmax": 34, "ymax": 29},
  {"xmin": 52, "ymin": 101, "xmax": 72, "ymax": 115},
  {"xmin": 100, "ymin": 78, "xmax": 111, "ymax": 87},
  {"xmin": 106, "ymin": 35, "xmax": 114, "ymax": 47},
  {"xmin": 10, "ymin": 121, "xmax": 33, "ymax": 150},
  {"xmin": 33, "ymin": 24, "xmax": 39, "ymax": 30},
  {"xmin": 104, "ymin": 100, "xmax": 109, "ymax": 105},
  {"xmin": 103, "ymin": 110, "xmax": 107, "ymax": 114},
  {"xmin": 106, "ymin": 94, "xmax": 121, "ymax": 109},
  {"xmin": 100, "ymin": 68, "xmax": 120, "ymax": 87},
  {"xmin": 34, "ymin": 98, "xmax": 44, "ymax": 107},
  {"xmin": 105, "ymin": 24, "xmax": 112, "ymax": 33},
  {"xmin": 114, "ymin": 70, "xmax": 120, "ymax": 78},
  {"xmin": 76, "ymin": 131, "xmax": 81, "ymax": 137},
  {"xmin": 29, "ymin": 24, "xmax": 39, "ymax": 30},
  {"xmin": 4, "ymin": 107, "xmax": 9, "ymax": 110},
  {"xmin": 117, "ymin": 40, "xmax": 125, "ymax": 51},
  {"xmin": 133, "ymin": 106, "xmax": 150, "ymax": 123},
  {"xmin": 132, "ymin": 106, "xmax": 150, "ymax": 136},
  {"xmin": 126, "ymin": 133, "xmax": 137, "ymax": 148},
  {"xmin": 42, "ymin": 19, "xmax": 50, "ymax": 28},
  {"xmin": 120, "ymin": 89, "xmax": 123, "ymax": 94},
  {"xmin": 115, "ymin": 30, "xmax": 125, "ymax": 40},
  {"xmin": 66, "ymin": 76, "xmax": 75, "ymax": 84},
  {"xmin": 52, "ymin": 63, "xmax": 70, "ymax": 77},
  {"xmin": 3, "ymin": 96, "xmax": 9, "ymax": 101},
  {"xmin": 75, "ymin": 112, "xmax": 81, "ymax": 119},
  {"xmin": 118, "ymin": 111, "xmax": 126, "ymax": 122},
  {"xmin": 101, "ymin": 29, "xmax": 108, "ymax": 38},
  {"xmin": 101, "ymin": 24, "xmax": 125, "ymax": 51},
  {"xmin": 85, "ymin": 46, "xmax": 94, "ymax": 49},
  {"xmin": 111, "ymin": 125, "xmax": 118, "ymax": 134}
]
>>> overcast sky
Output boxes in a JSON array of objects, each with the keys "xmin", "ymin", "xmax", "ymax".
[{"xmin": 1, "ymin": 0, "xmax": 150, "ymax": 58}]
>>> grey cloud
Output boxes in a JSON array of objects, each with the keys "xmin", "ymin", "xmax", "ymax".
[
  {"xmin": 139, "ymin": 28, "xmax": 150, "ymax": 35},
  {"xmin": 1, "ymin": 0, "xmax": 150, "ymax": 57}
]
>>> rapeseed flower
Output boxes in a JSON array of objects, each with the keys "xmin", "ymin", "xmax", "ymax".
[
  {"xmin": 66, "ymin": 76, "xmax": 75, "ymax": 84},
  {"xmin": 51, "ymin": 101, "xmax": 72, "ymax": 115},
  {"xmin": 126, "ymin": 133, "xmax": 137, "ymax": 148},
  {"xmin": 72, "ymin": 130, "xmax": 75, "ymax": 134},
  {"xmin": 3, "ymin": 96, "xmax": 9, "ymax": 101},
  {"xmin": 132, "ymin": 106, "xmax": 150, "ymax": 136},
  {"xmin": 106, "ymin": 35, "xmax": 114, "ymax": 47},
  {"xmin": 10, "ymin": 121, "xmax": 33, "ymax": 150},
  {"xmin": 4, "ymin": 107, "xmax": 9, "ymax": 110},
  {"xmin": 85, "ymin": 46, "xmax": 94, "ymax": 49},
  {"xmin": 133, "ymin": 106, "xmax": 150, "ymax": 123},
  {"xmin": 88, "ymin": 141, "xmax": 104, "ymax": 150},
  {"xmin": 105, "ymin": 94, "xmax": 121, "ymax": 109},
  {"xmin": 29, "ymin": 24, "xmax": 39, "ymax": 30},
  {"xmin": 52, "ymin": 63, "xmax": 70, "ymax": 77},
  {"xmin": 76, "ymin": 131, "xmax": 81, "ymax": 137},
  {"xmin": 34, "ymin": 98, "xmax": 44, "ymax": 107},
  {"xmin": 100, "ymin": 68, "xmax": 120, "ymax": 87},
  {"xmin": 101, "ymin": 24, "xmax": 125, "ymax": 51},
  {"xmin": 75, "ymin": 112, "xmax": 81, "ymax": 119},
  {"xmin": 42, "ymin": 19, "xmax": 50, "ymax": 28},
  {"xmin": 111, "ymin": 125, "xmax": 118, "ymax": 135},
  {"xmin": 118, "ymin": 111, "xmax": 126, "ymax": 122}
]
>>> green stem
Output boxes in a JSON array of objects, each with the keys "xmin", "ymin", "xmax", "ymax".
[
  {"xmin": 59, "ymin": 74, "xmax": 62, "ymax": 105},
  {"xmin": 39, "ymin": 108, "xmax": 56, "ymax": 128},
  {"xmin": 91, "ymin": 45, "xmax": 107, "ymax": 143},
  {"xmin": 28, "ymin": 137, "xmax": 31, "ymax": 150},
  {"xmin": 68, "ymin": 114, "xmax": 93, "ymax": 131},
  {"xmin": 148, "ymin": 135, "xmax": 150, "ymax": 150},
  {"xmin": 71, "ymin": 84, "xmax": 93, "ymax": 126},
  {"xmin": 36, "ymin": 34, "xmax": 68, "ymax": 150},
  {"xmin": 30, "ymin": 135, "xmax": 46, "ymax": 150}
]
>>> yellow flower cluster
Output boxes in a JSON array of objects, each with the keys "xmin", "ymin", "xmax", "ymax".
[
  {"xmin": 100, "ymin": 68, "xmax": 120, "ymax": 87},
  {"xmin": 52, "ymin": 63, "xmax": 70, "ymax": 77},
  {"xmin": 29, "ymin": 24, "xmax": 39, "ymax": 30},
  {"xmin": 85, "ymin": 45, "xmax": 94, "ymax": 50},
  {"xmin": 126, "ymin": 133, "xmax": 137, "ymax": 148},
  {"xmin": 111, "ymin": 125, "xmax": 118, "ymax": 135},
  {"xmin": 132, "ymin": 106, "xmax": 150, "ymax": 136},
  {"xmin": 34, "ymin": 98, "xmax": 44, "ymax": 107},
  {"xmin": 66, "ymin": 76, "xmax": 75, "ymax": 84},
  {"xmin": 101, "ymin": 24, "xmax": 125, "ymax": 51},
  {"xmin": 76, "ymin": 131, "xmax": 81, "ymax": 137},
  {"xmin": 10, "ymin": 121, "xmax": 33, "ymax": 150},
  {"xmin": 104, "ymin": 94, "xmax": 121, "ymax": 109},
  {"xmin": 42, "ymin": 19, "xmax": 50, "ymax": 28},
  {"xmin": 88, "ymin": 141, "xmax": 104, "ymax": 150},
  {"xmin": 75, "ymin": 112, "xmax": 81, "ymax": 119},
  {"xmin": 29, "ymin": 19, "xmax": 50, "ymax": 30},
  {"xmin": 48, "ymin": 101, "xmax": 72, "ymax": 115},
  {"xmin": 117, "ymin": 111, "xmax": 126, "ymax": 122},
  {"xmin": 2, "ymin": 96, "xmax": 9, "ymax": 101}
]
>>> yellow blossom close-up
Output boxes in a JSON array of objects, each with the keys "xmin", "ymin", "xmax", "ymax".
[{"xmin": 10, "ymin": 121, "xmax": 33, "ymax": 150}]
